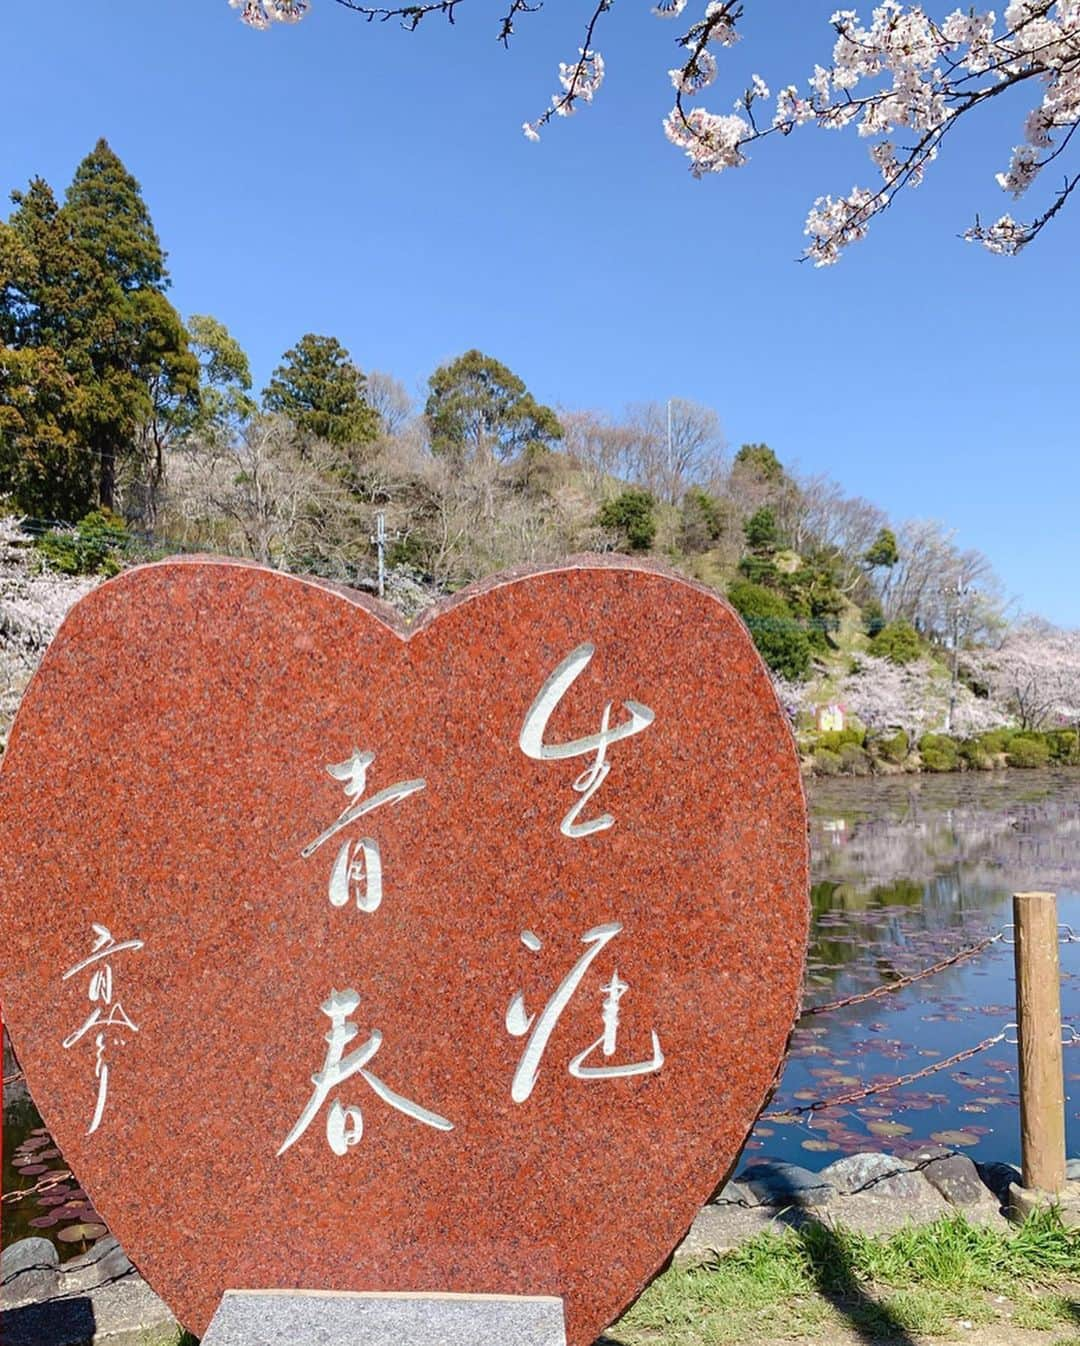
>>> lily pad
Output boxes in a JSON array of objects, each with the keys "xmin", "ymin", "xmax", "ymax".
[
  {"xmin": 866, "ymin": 1120, "xmax": 913, "ymax": 1138},
  {"xmin": 57, "ymin": 1223, "xmax": 107, "ymax": 1243},
  {"xmin": 930, "ymin": 1130, "xmax": 980, "ymax": 1147}
]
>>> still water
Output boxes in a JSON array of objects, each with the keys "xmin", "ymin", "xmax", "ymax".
[
  {"xmin": 743, "ymin": 768, "xmax": 1080, "ymax": 1170},
  {"xmin": 4, "ymin": 770, "xmax": 1080, "ymax": 1255}
]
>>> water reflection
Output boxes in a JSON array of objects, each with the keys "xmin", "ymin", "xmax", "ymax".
[{"xmin": 746, "ymin": 768, "xmax": 1080, "ymax": 1171}]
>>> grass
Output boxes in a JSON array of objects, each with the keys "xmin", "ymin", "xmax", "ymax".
[
  {"xmin": 165, "ymin": 1213, "xmax": 1080, "ymax": 1346},
  {"xmin": 613, "ymin": 1209, "xmax": 1080, "ymax": 1344}
]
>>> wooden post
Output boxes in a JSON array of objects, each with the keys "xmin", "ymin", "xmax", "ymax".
[{"xmin": 1014, "ymin": 892, "xmax": 1066, "ymax": 1192}]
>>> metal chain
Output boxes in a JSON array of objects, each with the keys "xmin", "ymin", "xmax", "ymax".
[
  {"xmin": 0, "ymin": 1170, "xmax": 74, "ymax": 1205},
  {"xmin": 999, "ymin": 923, "xmax": 1080, "ymax": 945},
  {"xmin": 765, "ymin": 1021, "xmax": 1080, "ymax": 1122},
  {"xmin": 802, "ymin": 932, "xmax": 1003, "ymax": 1018}
]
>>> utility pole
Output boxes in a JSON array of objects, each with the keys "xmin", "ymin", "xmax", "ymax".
[
  {"xmin": 372, "ymin": 512, "xmax": 387, "ymax": 600},
  {"xmin": 944, "ymin": 575, "xmax": 972, "ymax": 734},
  {"xmin": 659, "ymin": 398, "xmax": 667, "ymax": 506}
]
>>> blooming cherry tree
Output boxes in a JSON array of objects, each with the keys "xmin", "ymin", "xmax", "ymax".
[
  {"xmin": 233, "ymin": 0, "xmax": 1080, "ymax": 264},
  {"xmin": 0, "ymin": 518, "xmax": 97, "ymax": 738},
  {"xmin": 966, "ymin": 622, "xmax": 1080, "ymax": 733},
  {"xmin": 835, "ymin": 653, "xmax": 942, "ymax": 739}
]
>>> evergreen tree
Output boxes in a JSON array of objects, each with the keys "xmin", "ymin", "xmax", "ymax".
[
  {"xmin": 864, "ymin": 526, "xmax": 899, "ymax": 569},
  {"xmin": 64, "ymin": 139, "xmax": 168, "ymax": 292},
  {"xmin": 0, "ymin": 146, "xmax": 198, "ymax": 517},
  {"xmin": 61, "ymin": 140, "xmax": 197, "ymax": 513},
  {"xmin": 733, "ymin": 443, "xmax": 785, "ymax": 482},
  {"xmin": 425, "ymin": 349, "xmax": 562, "ymax": 465},
  {"xmin": 0, "ymin": 179, "xmax": 109, "ymax": 516},
  {"xmin": 263, "ymin": 334, "xmax": 379, "ymax": 446},
  {"xmin": 596, "ymin": 487, "xmax": 657, "ymax": 552},
  {"xmin": 743, "ymin": 506, "xmax": 779, "ymax": 553},
  {"xmin": 727, "ymin": 578, "xmax": 811, "ymax": 681}
]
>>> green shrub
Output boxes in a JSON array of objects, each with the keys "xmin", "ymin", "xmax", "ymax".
[
  {"xmin": 678, "ymin": 487, "xmax": 725, "ymax": 553},
  {"xmin": 862, "ymin": 597, "xmax": 886, "ymax": 639},
  {"xmin": 35, "ymin": 509, "xmax": 129, "ymax": 576},
  {"xmin": 387, "ymin": 533, "xmax": 428, "ymax": 570},
  {"xmin": 813, "ymin": 747, "xmax": 842, "ymax": 776},
  {"xmin": 978, "ymin": 729, "xmax": 1013, "ymax": 755},
  {"xmin": 743, "ymin": 507, "xmax": 779, "ymax": 552},
  {"xmin": 1047, "ymin": 730, "xmax": 1079, "ymax": 764},
  {"xmin": 816, "ymin": 726, "xmax": 865, "ymax": 752},
  {"xmin": 737, "ymin": 553, "xmax": 780, "ymax": 585},
  {"xmin": 1007, "ymin": 735, "xmax": 1051, "ymax": 769},
  {"xmin": 596, "ymin": 488, "xmax": 657, "ymax": 551},
  {"xmin": 876, "ymin": 729, "xmax": 910, "ymax": 764},
  {"xmin": 871, "ymin": 621, "xmax": 922, "ymax": 665},
  {"xmin": 919, "ymin": 733, "xmax": 960, "ymax": 772},
  {"xmin": 727, "ymin": 579, "xmax": 811, "ymax": 681},
  {"xmin": 839, "ymin": 743, "xmax": 872, "ymax": 776},
  {"xmin": 958, "ymin": 739, "xmax": 993, "ymax": 770}
]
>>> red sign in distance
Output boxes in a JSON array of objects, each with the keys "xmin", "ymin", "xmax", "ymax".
[{"xmin": 0, "ymin": 556, "xmax": 808, "ymax": 1345}]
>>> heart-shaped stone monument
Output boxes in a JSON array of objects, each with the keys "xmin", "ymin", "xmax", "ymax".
[{"xmin": 0, "ymin": 556, "xmax": 808, "ymax": 1344}]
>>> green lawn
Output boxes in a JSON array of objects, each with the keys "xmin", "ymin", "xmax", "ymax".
[{"xmin": 610, "ymin": 1210, "xmax": 1080, "ymax": 1345}]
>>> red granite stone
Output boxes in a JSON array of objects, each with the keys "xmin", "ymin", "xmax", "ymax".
[{"xmin": 0, "ymin": 555, "xmax": 808, "ymax": 1344}]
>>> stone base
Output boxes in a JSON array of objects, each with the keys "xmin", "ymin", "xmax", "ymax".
[
  {"xmin": 200, "ymin": 1289, "xmax": 567, "ymax": 1346},
  {"xmin": 1007, "ymin": 1179, "xmax": 1080, "ymax": 1227}
]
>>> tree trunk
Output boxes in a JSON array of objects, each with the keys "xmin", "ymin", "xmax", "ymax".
[{"xmin": 98, "ymin": 437, "xmax": 116, "ymax": 513}]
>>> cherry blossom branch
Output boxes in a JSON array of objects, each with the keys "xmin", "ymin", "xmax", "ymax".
[
  {"xmin": 329, "ymin": 0, "xmax": 541, "ymax": 44},
  {"xmin": 662, "ymin": 2, "xmax": 1080, "ymax": 263},
  {"xmin": 967, "ymin": 161, "xmax": 1080, "ymax": 252},
  {"xmin": 230, "ymin": 0, "xmax": 1080, "ymax": 263},
  {"xmin": 497, "ymin": 0, "xmax": 542, "ymax": 48},
  {"xmin": 330, "ymin": 0, "xmax": 464, "ymax": 27},
  {"xmin": 522, "ymin": 0, "xmax": 613, "ymax": 141}
]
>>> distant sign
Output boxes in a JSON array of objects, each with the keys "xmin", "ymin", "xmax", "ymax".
[
  {"xmin": 817, "ymin": 703, "xmax": 847, "ymax": 733},
  {"xmin": 0, "ymin": 557, "xmax": 808, "ymax": 1346}
]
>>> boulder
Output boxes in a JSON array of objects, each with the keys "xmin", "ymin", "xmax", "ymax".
[
  {"xmin": 920, "ymin": 1153, "xmax": 997, "ymax": 1209},
  {"xmin": 739, "ymin": 1160, "xmax": 836, "ymax": 1208},
  {"xmin": 61, "ymin": 1235, "xmax": 135, "ymax": 1293},
  {"xmin": 0, "ymin": 1237, "xmax": 59, "ymax": 1304},
  {"xmin": 819, "ymin": 1152, "xmax": 931, "ymax": 1200},
  {"xmin": 977, "ymin": 1160, "xmax": 1022, "ymax": 1203},
  {"xmin": 711, "ymin": 1179, "xmax": 759, "ymax": 1208}
]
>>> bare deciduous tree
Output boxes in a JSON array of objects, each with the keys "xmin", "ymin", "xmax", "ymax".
[
  {"xmin": 625, "ymin": 399, "xmax": 726, "ymax": 505},
  {"xmin": 365, "ymin": 370, "xmax": 414, "ymax": 437},
  {"xmin": 166, "ymin": 415, "xmax": 361, "ymax": 570}
]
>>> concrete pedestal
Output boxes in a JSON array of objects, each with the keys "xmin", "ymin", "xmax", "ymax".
[{"xmin": 199, "ymin": 1289, "xmax": 567, "ymax": 1346}]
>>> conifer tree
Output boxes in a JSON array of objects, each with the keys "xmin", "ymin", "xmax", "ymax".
[
  {"xmin": 0, "ymin": 145, "xmax": 198, "ymax": 517},
  {"xmin": 64, "ymin": 139, "xmax": 168, "ymax": 293},
  {"xmin": 0, "ymin": 179, "xmax": 107, "ymax": 516},
  {"xmin": 63, "ymin": 142, "xmax": 197, "ymax": 513},
  {"xmin": 263, "ymin": 334, "xmax": 379, "ymax": 446}
]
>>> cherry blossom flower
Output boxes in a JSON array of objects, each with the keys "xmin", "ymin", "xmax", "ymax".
[{"xmin": 234, "ymin": 0, "xmax": 1080, "ymax": 261}]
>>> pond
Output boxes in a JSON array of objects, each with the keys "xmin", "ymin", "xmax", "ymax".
[
  {"xmin": 743, "ymin": 768, "xmax": 1080, "ymax": 1171},
  {"xmin": 4, "ymin": 769, "xmax": 1080, "ymax": 1256}
]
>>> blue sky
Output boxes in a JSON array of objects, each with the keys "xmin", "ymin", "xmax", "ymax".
[{"xmin": 5, "ymin": 0, "xmax": 1078, "ymax": 623}]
